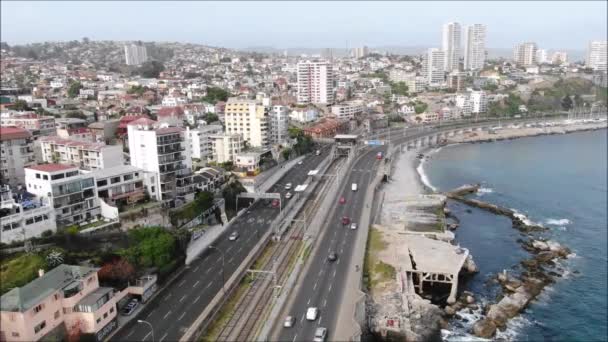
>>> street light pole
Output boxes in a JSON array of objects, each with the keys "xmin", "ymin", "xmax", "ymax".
[
  {"xmin": 208, "ymin": 245, "xmax": 225, "ymax": 293},
  {"xmin": 137, "ymin": 320, "xmax": 155, "ymax": 342}
]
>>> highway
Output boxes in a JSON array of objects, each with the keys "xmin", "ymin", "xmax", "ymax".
[{"xmin": 111, "ymin": 147, "xmax": 331, "ymax": 342}]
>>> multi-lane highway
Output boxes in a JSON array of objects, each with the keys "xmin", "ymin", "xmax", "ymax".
[{"xmin": 111, "ymin": 147, "xmax": 330, "ymax": 342}]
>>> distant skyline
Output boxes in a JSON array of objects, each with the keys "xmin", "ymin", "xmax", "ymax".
[{"xmin": 1, "ymin": 1, "xmax": 606, "ymax": 50}]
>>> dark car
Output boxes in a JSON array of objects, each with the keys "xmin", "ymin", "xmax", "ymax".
[
  {"xmin": 121, "ymin": 299, "xmax": 139, "ymax": 316},
  {"xmin": 342, "ymin": 216, "xmax": 350, "ymax": 225},
  {"xmin": 328, "ymin": 252, "xmax": 338, "ymax": 262}
]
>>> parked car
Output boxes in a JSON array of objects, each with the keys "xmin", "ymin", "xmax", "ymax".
[
  {"xmin": 339, "ymin": 196, "xmax": 346, "ymax": 204},
  {"xmin": 229, "ymin": 231, "xmax": 239, "ymax": 241},
  {"xmin": 285, "ymin": 183, "xmax": 292, "ymax": 190},
  {"xmin": 285, "ymin": 192, "xmax": 292, "ymax": 199},
  {"xmin": 121, "ymin": 299, "xmax": 139, "ymax": 316},
  {"xmin": 272, "ymin": 199, "xmax": 280, "ymax": 208},
  {"xmin": 328, "ymin": 252, "xmax": 338, "ymax": 262},
  {"xmin": 313, "ymin": 327, "xmax": 327, "ymax": 342},
  {"xmin": 283, "ymin": 315, "xmax": 295, "ymax": 328}
]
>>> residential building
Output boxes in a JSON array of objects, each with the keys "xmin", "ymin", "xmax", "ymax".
[
  {"xmin": 127, "ymin": 118, "xmax": 195, "ymax": 207},
  {"xmin": 224, "ymin": 98, "xmax": 269, "ymax": 148},
  {"xmin": 55, "ymin": 118, "xmax": 93, "ymax": 141},
  {"xmin": 442, "ymin": 22, "xmax": 462, "ymax": 71},
  {"xmin": 25, "ymin": 164, "xmax": 100, "ymax": 227},
  {"xmin": 463, "ymin": 24, "xmax": 486, "ymax": 71},
  {"xmin": 353, "ymin": 46, "xmax": 369, "ymax": 59},
  {"xmin": 303, "ymin": 118, "xmax": 349, "ymax": 139},
  {"xmin": 389, "ymin": 70, "xmax": 415, "ymax": 83},
  {"xmin": 536, "ymin": 49, "xmax": 549, "ymax": 64},
  {"xmin": 268, "ymin": 105, "xmax": 290, "ymax": 146},
  {"xmin": 471, "ymin": 90, "xmax": 488, "ymax": 114},
  {"xmin": 124, "ymin": 43, "xmax": 148, "ymax": 66},
  {"xmin": 0, "ymin": 127, "xmax": 36, "ymax": 187},
  {"xmin": 455, "ymin": 94, "xmax": 473, "ymax": 116},
  {"xmin": 88, "ymin": 120, "xmax": 120, "ymax": 144},
  {"xmin": 0, "ymin": 185, "xmax": 56, "ymax": 244},
  {"xmin": 186, "ymin": 125, "xmax": 223, "ymax": 161},
  {"xmin": 447, "ymin": 71, "xmax": 466, "ymax": 92},
  {"xmin": 0, "ymin": 264, "xmax": 119, "ymax": 342},
  {"xmin": 586, "ymin": 40, "xmax": 607, "ymax": 71},
  {"xmin": 297, "ymin": 60, "xmax": 334, "ymax": 104},
  {"xmin": 331, "ymin": 100, "xmax": 365, "ymax": 120},
  {"xmin": 209, "ymin": 133, "xmax": 244, "ymax": 163},
  {"xmin": 39, "ymin": 137, "xmax": 123, "ymax": 171},
  {"xmin": 552, "ymin": 51, "xmax": 568, "ymax": 65},
  {"xmin": 91, "ymin": 165, "xmax": 147, "ymax": 207},
  {"xmin": 0, "ymin": 113, "xmax": 56, "ymax": 137},
  {"xmin": 289, "ymin": 107, "xmax": 319, "ymax": 123},
  {"xmin": 423, "ymin": 48, "xmax": 446, "ymax": 86},
  {"xmin": 513, "ymin": 42, "xmax": 538, "ymax": 66}
]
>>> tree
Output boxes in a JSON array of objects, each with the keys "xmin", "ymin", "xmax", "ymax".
[
  {"xmin": 414, "ymin": 102, "xmax": 428, "ymax": 114},
  {"xmin": 202, "ymin": 87, "xmax": 230, "ymax": 104},
  {"xmin": 281, "ymin": 148, "xmax": 293, "ymax": 160},
  {"xmin": 121, "ymin": 227, "xmax": 177, "ymax": 269},
  {"xmin": 561, "ymin": 95, "xmax": 573, "ymax": 110},
  {"xmin": 390, "ymin": 82, "xmax": 409, "ymax": 96},
  {"xmin": 67, "ymin": 81, "xmax": 82, "ymax": 98},
  {"xmin": 11, "ymin": 99, "xmax": 30, "ymax": 111},
  {"xmin": 97, "ymin": 258, "xmax": 136, "ymax": 288},
  {"xmin": 203, "ymin": 113, "xmax": 219, "ymax": 123},
  {"xmin": 223, "ymin": 181, "xmax": 247, "ymax": 215},
  {"xmin": 137, "ymin": 60, "xmax": 165, "ymax": 78},
  {"xmin": 66, "ymin": 112, "xmax": 88, "ymax": 120}
]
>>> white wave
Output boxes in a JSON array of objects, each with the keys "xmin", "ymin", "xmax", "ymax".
[
  {"xmin": 416, "ymin": 159, "xmax": 438, "ymax": 192},
  {"xmin": 545, "ymin": 218, "xmax": 571, "ymax": 226},
  {"xmin": 476, "ymin": 187, "xmax": 494, "ymax": 196},
  {"xmin": 511, "ymin": 209, "xmax": 543, "ymax": 227},
  {"xmin": 495, "ymin": 315, "xmax": 532, "ymax": 341}
]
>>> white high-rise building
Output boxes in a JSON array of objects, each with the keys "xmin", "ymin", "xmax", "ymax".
[
  {"xmin": 186, "ymin": 125, "xmax": 224, "ymax": 162},
  {"xmin": 536, "ymin": 49, "xmax": 549, "ymax": 64},
  {"xmin": 423, "ymin": 48, "xmax": 446, "ymax": 86},
  {"xmin": 464, "ymin": 24, "xmax": 486, "ymax": 71},
  {"xmin": 513, "ymin": 42, "xmax": 538, "ymax": 66},
  {"xmin": 124, "ymin": 43, "xmax": 148, "ymax": 66},
  {"xmin": 269, "ymin": 105, "xmax": 290, "ymax": 146},
  {"xmin": 552, "ymin": 51, "xmax": 569, "ymax": 65},
  {"xmin": 224, "ymin": 98, "xmax": 269, "ymax": 148},
  {"xmin": 470, "ymin": 90, "xmax": 488, "ymax": 114},
  {"xmin": 127, "ymin": 118, "xmax": 195, "ymax": 207},
  {"xmin": 442, "ymin": 22, "xmax": 462, "ymax": 71},
  {"xmin": 354, "ymin": 46, "xmax": 369, "ymax": 59},
  {"xmin": 586, "ymin": 40, "xmax": 607, "ymax": 71},
  {"xmin": 297, "ymin": 60, "xmax": 334, "ymax": 104}
]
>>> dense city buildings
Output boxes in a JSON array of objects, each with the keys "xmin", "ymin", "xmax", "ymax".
[
  {"xmin": 442, "ymin": 22, "xmax": 462, "ymax": 71},
  {"xmin": 587, "ymin": 40, "xmax": 607, "ymax": 71},
  {"xmin": 297, "ymin": 60, "xmax": 334, "ymax": 104},
  {"xmin": 514, "ymin": 42, "xmax": 538, "ymax": 66},
  {"xmin": 463, "ymin": 24, "xmax": 486, "ymax": 70}
]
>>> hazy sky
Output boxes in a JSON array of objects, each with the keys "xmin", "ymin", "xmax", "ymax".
[{"xmin": 1, "ymin": 1, "xmax": 606, "ymax": 50}]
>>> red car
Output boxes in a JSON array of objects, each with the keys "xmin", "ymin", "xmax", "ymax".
[
  {"xmin": 339, "ymin": 196, "xmax": 346, "ymax": 204},
  {"xmin": 342, "ymin": 216, "xmax": 350, "ymax": 225},
  {"xmin": 272, "ymin": 199, "xmax": 280, "ymax": 208}
]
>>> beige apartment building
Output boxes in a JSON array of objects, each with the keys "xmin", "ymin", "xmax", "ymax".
[{"xmin": 224, "ymin": 97, "xmax": 269, "ymax": 148}]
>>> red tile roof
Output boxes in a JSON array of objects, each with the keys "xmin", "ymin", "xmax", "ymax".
[
  {"xmin": 128, "ymin": 117, "xmax": 157, "ymax": 126},
  {"xmin": 0, "ymin": 126, "xmax": 31, "ymax": 141},
  {"xmin": 158, "ymin": 107, "xmax": 185, "ymax": 118},
  {"xmin": 27, "ymin": 164, "xmax": 76, "ymax": 173}
]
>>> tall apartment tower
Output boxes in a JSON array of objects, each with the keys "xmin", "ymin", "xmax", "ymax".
[
  {"xmin": 354, "ymin": 46, "xmax": 369, "ymax": 59},
  {"xmin": 586, "ymin": 40, "xmax": 607, "ymax": 71},
  {"xmin": 442, "ymin": 22, "xmax": 462, "ymax": 71},
  {"xmin": 224, "ymin": 98, "xmax": 269, "ymax": 148},
  {"xmin": 513, "ymin": 42, "xmax": 538, "ymax": 66},
  {"xmin": 423, "ymin": 48, "xmax": 446, "ymax": 86},
  {"xmin": 124, "ymin": 43, "xmax": 148, "ymax": 66},
  {"xmin": 464, "ymin": 24, "xmax": 486, "ymax": 71},
  {"xmin": 297, "ymin": 60, "xmax": 334, "ymax": 105}
]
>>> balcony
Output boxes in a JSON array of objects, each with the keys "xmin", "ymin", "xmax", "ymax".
[
  {"xmin": 159, "ymin": 155, "xmax": 185, "ymax": 165},
  {"xmin": 157, "ymin": 137, "xmax": 182, "ymax": 146},
  {"xmin": 157, "ymin": 145, "xmax": 185, "ymax": 155}
]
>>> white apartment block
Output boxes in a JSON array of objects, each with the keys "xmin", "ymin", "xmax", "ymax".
[
  {"xmin": 289, "ymin": 108, "xmax": 318, "ymax": 123},
  {"xmin": 389, "ymin": 69, "xmax": 415, "ymax": 83},
  {"xmin": 423, "ymin": 48, "xmax": 446, "ymax": 86},
  {"xmin": 331, "ymin": 100, "xmax": 365, "ymax": 120},
  {"xmin": 353, "ymin": 46, "xmax": 369, "ymax": 59},
  {"xmin": 1, "ymin": 113, "xmax": 56, "ymax": 137},
  {"xmin": 127, "ymin": 118, "xmax": 195, "ymax": 207},
  {"xmin": 224, "ymin": 98, "xmax": 269, "ymax": 148},
  {"xmin": 470, "ymin": 90, "xmax": 488, "ymax": 114},
  {"xmin": 536, "ymin": 49, "xmax": 549, "ymax": 64},
  {"xmin": 25, "ymin": 164, "xmax": 100, "ymax": 227},
  {"xmin": 514, "ymin": 42, "xmax": 538, "ymax": 66},
  {"xmin": 91, "ymin": 165, "xmax": 147, "ymax": 207},
  {"xmin": 209, "ymin": 134, "xmax": 243, "ymax": 164},
  {"xmin": 0, "ymin": 185, "xmax": 56, "ymax": 244},
  {"xmin": 186, "ymin": 125, "xmax": 223, "ymax": 161},
  {"xmin": 39, "ymin": 137, "xmax": 123, "ymax": 171},
  {"xmin": 269, "ymin": 105, "xmax": 290, "ymax": 146},
  {"xmin": 586, "ymin": 40, "xmax": 607, "ymax": 71},
  {"xmin": 442, "ymin": 22, "xmax": 462, "ymax": 71},
  {"xmin": 455, "ymin": 94, "xmax": 473, "ymax": 116},
  {"xmin": 0, "ymin": 127, "xmax": 36, "ymax": 188},
  {"xmin": 551, "ymin": 51, "xmax": 568, "ymax": 65},
  {"xmin": 297, "ymin": 60, "xmax": 334, "ymax": 104},
  {"xmin": 124, "ymin": 43, "xmax": 148, "ymax": 66},
  {"xmin": 464, "ymin": 24, "xmax": 486, "ymax": 71}
]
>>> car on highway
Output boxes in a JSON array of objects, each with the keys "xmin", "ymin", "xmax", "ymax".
[
  {"xmin": 342, "ymin": 216, "xmax": 350, "ymax": 225},
  {"xmin": 352, "ymin": 183, "xmax": 357, "ymax": 191},
  {"xmin": 285, "ymin": 192, "xmax": 292, "ymax": 199},
  {"xmin": 272, "ymin": 199, "xmax": 280, "ymax": 208},
  {"xmin": 283, "ymin": 315, "xmax": 295, "ymax": 328},
  {"xmin": 316, "ymin": 150, "xmax": 321, "ymax": 156},
  {"xmin": 229, "ymin": 231, "xmax": 239, "ymax": 241},
  {"xmin": 339, "ymin": 196, "xmax": 346, "ymax": 204},
  {"xmin": 377, "ymin": 152, "xmax": 383, "ymax": 160},
  {"xmin": 120, "ymin": 298, "xmax": 139, "ymax": 316},
  {"xmin": 313, "ymin": 327, "xmax": 327, "ymax": 342},
  {"xmin": 306, "ymin": 307, "xmax": 319, "ymax": 321},
  {"xmin": 328, "ymin": 252, "xmax": 338, "ymax": 262},
  {"xmin": 298, "ymin": 160, "xmax": 304, "ymax": 165},
  {"xmin": 350, "ymin": 222, "xmax": 357, "ymax": 230},
  {"xmin": 285, "ymin": 183, "xmax": 292, "ymax": 190}
]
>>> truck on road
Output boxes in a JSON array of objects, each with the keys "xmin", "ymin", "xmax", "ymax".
[{"xmin": 352, "ymin": 183, "xmax": 357, "ymax": 191}]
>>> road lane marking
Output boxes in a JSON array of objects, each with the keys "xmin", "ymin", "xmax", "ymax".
[
  {"xmin": 340, "ymin": 247, "xmax": 344, "ymax": 253},
  {"xmin": 318, "ymin": 269, "xmax": 323, "ymax": 277},
  {"xmin": 307, "ymin": 298, "xmax": 311, "ymax": 305},
  {"xmin": 143, "ymin": 331, "xmax": 152, "ymax": 341},
  {"xmin": 329, "ymin": 284, "xmax": 333, "ymax": 292},
  {"xmin": 205, "ymin": 267, "xmax": 211, "ymax": 274},
  {"xmin": 333, "ymin": 270, "xmax": 336, "ymax": 278},
  {"xmin": 323, "ymin": 299, "xmax": 327, "ymax": 307},
  {"xmin": 318, "ymin": 315, "xmax": 323, "ymax": 325},
  {"xmin": 178, "ymin": 279, "xmax": 186, "ymax": 287},
  {"xmin": 293, "ymin": 334, "xmax": 298, "ymax": 342},
  {"xmin": 205, "ymin": 281, "xmax": 213, "ymax": 290},
  {"xmin": 193, "ymin": 280, "xmax": 200, "ymax": 288},
  {"xmin": 313, "ymin": 281, "xmax": 318, "ymax": 290},
  {"xmin": 337, "ymin": 259, "xmax": 340, "ymax": 265},
  {"xmin": 160, "ymin": 333, "xmax": 168, "ymax": 342},
  {"xmin": 164, "ymin": 293, "xmax": 172, "ymax": 301},
  {"xmin": 125, "ymin": 330, "xmax": 134, "ymax": 338},
  {"xmin": 179, "ymin": 295, "xmax": 187, "ymax": 302},
  {"xmin": 228, "ymin": 257, "xmax": 234, "ymax": 264},
  {"xmin": 194, "ymin": 266, "xmax": 199, "ymax": 272},
  {"xmin": 194, "ymin": 295, "xmax": 201, "ymax": 304},
  {"xmin": 237, "ymin": 247, "xmax": 243, "ymax": 254},
  {"xmin": 145, "ymin": 309, "xmax": 156, "ymax": 318},
  {"xmin": 301, "ymin": 314, "xmax": 305, "ymax": 323},
  {"xmin": 178, "ymin": 312, "xmax": 186, "ymax": 321},
  {"xmin": 163, "ymin": 310, "xmax": 172, "ymax": 319}
]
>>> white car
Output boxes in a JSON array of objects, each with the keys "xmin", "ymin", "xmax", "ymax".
[
  {"xmin": 313, "ymin": 327, "xmax": 327, "ymax": 342},
  {"xmin": 306, "ymin": 307, "xmax": 319, "ymax": 321},
  {"xmin": 285, "ymin": 183, "xmax": 292, "ymax": 190},
  {"xmin": 350, "ymin": 222, "xmax": 357, "ymax": 230},
  {"xmin": 285, "ymin": 192, "xmax": 292, "ymax": 199},
  {"xmin": 283, "ymin": 315, "xmax": 295, "ymax": 328},
  {"xmin": 228, "ymin": 232, "xmax": 239, "ymax": 241},
  {"xmin": 297, "ymin": 160, "xmax": 303, "ymax": 165}
]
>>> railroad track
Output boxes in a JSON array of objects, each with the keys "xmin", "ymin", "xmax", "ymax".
[{"xmin": 214, "ymin": 160, "xmax": 341, "ymax": 342}]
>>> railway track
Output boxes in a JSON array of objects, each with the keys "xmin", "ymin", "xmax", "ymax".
[{"xmin": 214, "ymin": 160, "xmax": 341, "ymax": 342}]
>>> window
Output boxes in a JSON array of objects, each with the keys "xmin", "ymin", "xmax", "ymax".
[
  {"xmin": 63, "ymin": 308, "xmax": 72, "ymax": 314},
  {"xmin": 110, "ymin": 177, "xmax": 121, "ymax": 184},
  {"xmin": 103, "ymin": 312, "xmax": 108, "ymax": 319},
  {"xmin": 33, "ymin": 304, "xmax": 44, "ymax": 313},
  {"xmin": 34, "ymin": 321, "xmax": 46, "ymax": 334},
  {"xmin": 43, "ymin": 175, "xmax": 48, "ymax": 180},
  {"xmin": 96, "ymin": 317, "xmax": 101, "ymax": 324},
  {"xmin": 54, "ymin": 311, "xmax": 60, "ymax": 319},
  {"xmin": 123, "ymin": 174, "xmax": 133, "ymax": 181},
  {"xmin": 12, "ymin": 332, "xmax": 19, "ymax": 337},
  {"xmin": 97, "ymin": 179, "xmax": 108, "ymax": 187},
  {"xmin": 54, "ymin": 294, "xmax": 59, "ymax": 301},
  {"xmin": 36, "ymin": 173, "xmax": 41, "ymax": 179},
  {"xmin": 87, "ymin": 276, "xmax": 95, "ymax": 284},
  {"xmin": 110, "ymin": 307, "xmax": 114, "ymax": 313}
]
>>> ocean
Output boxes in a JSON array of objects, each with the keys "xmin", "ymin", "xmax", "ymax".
[{"xmin": 419, "ymin": 129, "xmax": 608, "ymax": 341}]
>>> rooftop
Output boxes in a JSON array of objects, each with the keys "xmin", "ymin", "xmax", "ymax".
[
  {"xmin": 0, "ymin": 126, "xmax": 31, "ymax": 141},
  {"xmin": 91, "ymin": 165, "xmax": 142, "ymax": 180},
  {"xmin": 27, "ymin": 163, "xmax": 77, "ymax": 173}
]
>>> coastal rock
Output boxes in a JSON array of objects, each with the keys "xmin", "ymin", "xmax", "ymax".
[
  {"xmin": 536, "ymin": 251, "xmax": 557, "ymax": 263},
  {"xmin": 532, "ymin": 240, "xmax": 550, "ymax": 251},
  {"xmin": 504, "ymin": 279, "xmax": 522, "ymax": 292},
  {"xmin": 444, "ymin": 306, "xmax": 456, "ymax": 316},
  {"xmin": 466, "ymin": 295, "xmax": 476, "ymax": 304},
  {"xmin": 497, "ymin": 270, "xmax": 508, "ymax": 283},
  {"xmin": 487, "ymin": 305, "xmax": 509, "ymax": 328},
  {"xmin": 521, "ymin": 259, "xmax": 539, "ymax": 269},
  {"xmin": 472, "ymin": 319, "xmax": 496, "ymax": 338},
  {"xmin": 468, "ymin": 304, "xmax": 479, "ymax": 310},
  {"xmin": 464, "ymin": 256, "xmax": 479, "ymax": 273}
]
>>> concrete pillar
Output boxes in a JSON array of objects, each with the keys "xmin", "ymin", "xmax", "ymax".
[
  {"xmin": 418, "ymin": 274, "xmax": 424, "ymax": 294},
  {"xmin": 447, "ymin": 273, "xmax": 458, "ymax": 304}
]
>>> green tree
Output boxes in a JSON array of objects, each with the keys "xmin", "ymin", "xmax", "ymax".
[
  {"xmin": 122, "ymin": 227, "xmax": 177, "ymax": 268},
  {"xmin": 414, "ymin": 102, "xmax": 428, "ymax": 114},
  {"xmin": 66, "ymin": 112, "xmax": 88, "ymax": 120},
  {"xmin": 390, "ymin": 82, "xmax": 409, "ymax": 96},
  {"xmin": 11, "ymin": 99, "xmax": 30, "ymax": 111},
  {"xmin": 137, "ymin": 61, "xmax": 165, "ymax": 78},
  {"xmin": 281, "ymin": 148, "xmax": 293, "ymax": 160},
  {"xmin": 561, "ymin": 94, "xmax": 573, "ymax": 110},
  {"xmin": 67, "ymin": 81, "xmax": 82, "ymax": 98},
  {"xmin": 203, "ymin": 113, "xmax": 219, "ymax": 123},
  {"xmin": 202, "ymin": 87, "xmax": 230, "ymax": 104}
]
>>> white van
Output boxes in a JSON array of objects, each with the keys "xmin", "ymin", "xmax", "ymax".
[
  {"xmin": 352, "ymin": 183, "xmax": 358, "ymax": 191},
  {"xmin": 315, "ymin": 150, "xmax": 321, "ymax": 156}
]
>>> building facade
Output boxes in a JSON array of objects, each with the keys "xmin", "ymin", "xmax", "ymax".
[
  {"xmin": 442, "ymin": 22, "xmax": 462, "ymax": 71},
  {"xmin": 0, "ymin": 127, "xmax": 36, "ymax": 187},
  {"xmin": 186, "ymin": 125, "xmax": 223, "ymax": 162},
  {"xmin": 39, "ymin": 137, "xmax": 123, "ymax": 171},
  {"xmin": 1, "ymin": 113, "xmax": 56, "ymax": 137},
  {"xmin": 268, "ymin": 105, "xmax": 290, "ymax": 146},
  {"xmin": 586, "ymin": 40, "xmax": 607, "ymax": 71},
  {"xmin": 209, "ymin": 134, "xmax": 244, "ymax": 164},
  {"xmin": 331, "ymin": 100, "xmax": 365, "ymax": 120},
  {"xmin": 124, "ymin": 43, "xmax": 148, "ymax": 66},
  {"xmin": 513, "ymin": 42, "xmax": 538, "ymax": 66},
  {"xmin": 297, "ymin": 60, "xmax": 334, "ymax": 104},
  {"xmin": 224, "ymin": 98, "xmax": 269, "ymax": 148},
  {"xmin": 423, "ymin": 48, "xmax": 446, "ymax": 86},
  {"xmin": 464, "ymin": 24, "xmax": 486, "ymax": 71},
  {"xmin": 0, "ymin": 185, "xmax": 56, "ymax": 244},
  {"xmin": 92, "ymin": 165, "xmax": 147, "ymax": 207}
]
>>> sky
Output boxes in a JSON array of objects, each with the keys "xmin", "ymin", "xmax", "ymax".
[{"xmin": 1, "ymin": 1, "xmax": 606, "ymax": 50}]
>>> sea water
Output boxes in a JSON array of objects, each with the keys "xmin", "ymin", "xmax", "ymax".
[{"xmin": 421, "ymin": 130, "xmax": 607, "ymax": 341}]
